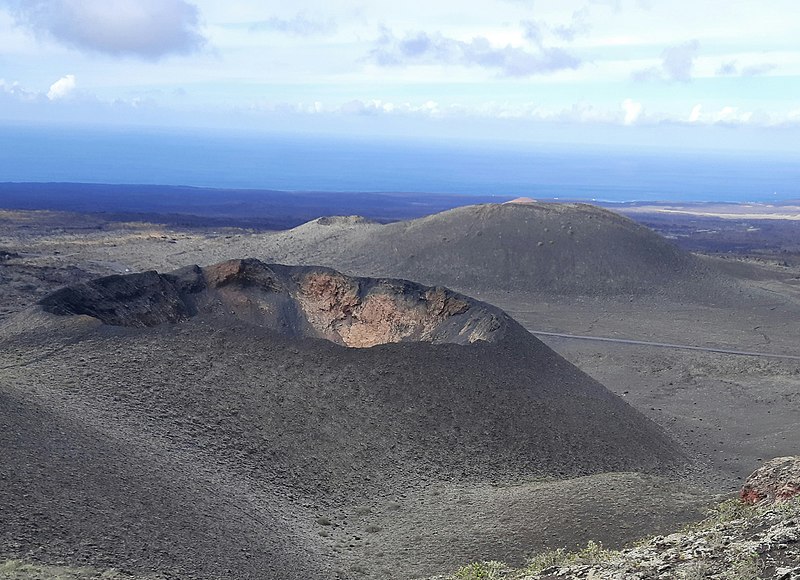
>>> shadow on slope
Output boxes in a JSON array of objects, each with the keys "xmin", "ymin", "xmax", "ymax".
[{"xmin": 0, "ymin": 389, "xmax": 327, "ymax": 580}]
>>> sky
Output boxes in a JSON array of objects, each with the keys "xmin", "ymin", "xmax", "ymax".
[{"xmin": 1, "ymin": 0, "xmax": 799, "ymax": 151}]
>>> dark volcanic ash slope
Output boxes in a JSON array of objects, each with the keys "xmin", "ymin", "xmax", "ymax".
[
  {"xmin": 257, "ymin": 202, "xmax": 722, "ymax": 297},
  {"xmin": 1, "ymin": 259, "xmax": 684, "ymax": 579}
]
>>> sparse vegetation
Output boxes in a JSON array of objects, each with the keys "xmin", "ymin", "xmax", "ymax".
[
  {"xmin": 686, "ymin": 497, "xmax": 755, "ymax": 531},
  {"xmin": 444, "ymin": 497, "xmax": 800, "ymax": 580},
  {"xmin": 0, "ymin": 560, "xmax": 151, "ymax": 580},
  {"xmin": 725, "ymin": 551, "xmax": 764, "ymax": 580},
  {"xmin": 701, "ymin": 494, "xmax": 800, "ymax": 528},
  {"xmin": 523, "ymin": 541, "xmax": 614, "ymax": 574},
  {"xmin": 523, "ymin": 547, "xmax": 570, "ymax": 573},
  {"xmin": 679, "ymin": 560, "xmax": 710, "ymax": 580},
  {"xmin": 452, "ymin": 561, "xmax": 507, "ymax": 580}
]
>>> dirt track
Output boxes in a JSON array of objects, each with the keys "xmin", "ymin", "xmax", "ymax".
[{"xmin": 529, "ymin": 330, "xmax": 800, "ymax": 361}]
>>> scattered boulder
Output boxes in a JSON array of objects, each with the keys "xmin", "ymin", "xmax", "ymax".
[{"xmin": 740, "ymin": 456, "xmax": 800, "ymax": 505}]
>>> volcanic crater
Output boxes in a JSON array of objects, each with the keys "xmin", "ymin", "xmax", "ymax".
[
  {"xmin": 0, "ymin": 258, "xmax": 690, "ymax": 579},
  {"xmin": 39, "ymin": 258, "xmax": 509, "ymax": 348}
]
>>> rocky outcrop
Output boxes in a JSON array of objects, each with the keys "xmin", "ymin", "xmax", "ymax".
[
  {"xmin": 447, "ymin": 460, "xmax": 800, "ymax": 580},
  {"xmin": 512, "ymin": 502, "xmax": 800, "ymax": 579},
  {"xmin": 741, "ymin": 456, "xmax": 800, "ymax": 505},
  {"xmin": 38, "ymin": 259, "xmax": 511, "ymax": 347},
  {"xmin": 38, "ymin": 270, "xmax": 194, "ymax": 327},
  {"xmin": 295, "ymin": 271, "xmax": 483, "ymax": 347}
]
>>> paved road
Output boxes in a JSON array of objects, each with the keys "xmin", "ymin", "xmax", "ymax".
[{"xmin": 530, "ymin": 330, "xmax": 800, "ymax": 361}]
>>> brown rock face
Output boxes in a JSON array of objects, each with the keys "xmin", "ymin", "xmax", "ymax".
[
  {"xmin": 740, "ymin": 456, "xmax": 800, "ymax": 504},
  {"xmin": 39, "ymin": 259, "xmax": 510, "ymax": 347},
  {"xmin": 295, "ymin": 271, "xmax": 475, "ymax": 347}
]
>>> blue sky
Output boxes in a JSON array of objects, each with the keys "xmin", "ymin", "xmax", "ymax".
[{"xmin": 1, "ymin": 0, "xmax": 799, "ymax": 151}]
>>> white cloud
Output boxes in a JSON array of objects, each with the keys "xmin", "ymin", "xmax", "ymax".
[
  {"xmin": 712, "ymin": 106, "xmax": 752, "ymax": 124},
  {"xmin": 47, "ymin": 74, "xmax": 76, "ymax": 100},
  {"xmin": 715, "ymin": 59, "xmax": 777, "ymax": 77},
  {"xmin": 370, "ymin": 26, "xmax": 581, "ymax": 77},
  {"xmin": 248, "ymin": 14, "xmax": 336, "ymax": 36},
  {"xmin": 661, "ymin": 40, "xmax": 699, "ymax": 81},
  {"xmin": 632, "ymin": 39, "xmax": 700, "ymax": 82},
  {"xmin": 551, "ymin": 7, "xmax": 591, "ymax": 41},
  {"xmin": 682, "ymin": 103, "xmax": 757, "ymax": 125},
  {"xmin": 0, "ymin": 78, "xmax": 40, "ymax": 101},
  {"xmin": 622, "ymin": 98, "xmax": 642, "ymax": 125},
  {"xmin": 716, "ymin": 61, "xmax": 738, "ymax": 76},
  {"xmin": 689, "ymin": 104, "xmax": 702, "ymax": 123},
  {"xmin": 11, "ymin": 0, "xmax": 205, "ymax": 59},
  {"xmin": 248, "ymin": 97, "xmax": 800, "ymax": 130},
  {"xmin": 2, "ymin": 0, "xmax": 800, "ymax": 141}
]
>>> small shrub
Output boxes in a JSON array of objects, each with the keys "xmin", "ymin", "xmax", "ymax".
[
  {"xmin": 569, "ymin": 540, "xmax": 614, "ymax": 565},
  {"xmin": 681, "ymin": 561, "xmax": 711, "ymax": 580},
  {"xmin": 0, "ymin": 561, "xmax": 25, "ymax": 574},
  {"xmin": 685, "ymin": 499, "xmax": 754, "ymax": 532},
  {"xmin": 0, "ymin": 560, "xmax": 133, "ymax": 579},
  {"xmin": 524, "ymin": 541, "xmax": 615, "ymax": 574},
  {"xmin": 768, "ymin": 495, "xmax": 800, "ymax": 518},
  {"xmin": 525, "ymin": 547, "xmax": 570, "ymax": 572},
  {"xmin": 723, "ymin": 551, "xmax": 763, "ymax": 580},
  {"xmin": 709, "ymin": 499, "xmax": 754, "ymax": 523}
]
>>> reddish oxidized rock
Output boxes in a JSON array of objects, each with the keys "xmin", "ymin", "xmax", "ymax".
[{"xmin": 740, "ymin": 456, "xmax": 800, "ymax": 505}]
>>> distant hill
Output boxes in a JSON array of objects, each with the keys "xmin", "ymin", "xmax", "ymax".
[
  {"xmin": 254, "ymin": 202, "xmax": 725, "ymax": 297},
  {"xmin": 0, "ymin": 261, "xmax": 683, "ymax": 579}
]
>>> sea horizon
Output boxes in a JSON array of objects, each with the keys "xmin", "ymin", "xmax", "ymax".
[{"xmin": 2, "ymin": 124, "xmax": 799, "ymax": 204}]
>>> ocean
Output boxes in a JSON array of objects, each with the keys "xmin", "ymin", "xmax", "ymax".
[{"xmin": 2, "ymin": 124, "xmax": 799, "ymax": 203}]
